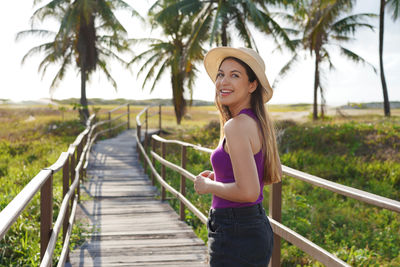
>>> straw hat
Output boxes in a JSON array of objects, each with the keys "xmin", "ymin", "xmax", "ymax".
[{"xmin": 204, "ymin": 47, "xmax": 273, "ymax": 103}]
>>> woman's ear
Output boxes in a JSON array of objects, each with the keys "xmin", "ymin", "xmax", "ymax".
[{"xmin": 248, "ymin": 80, "xmax": 258, "ymax": 94}]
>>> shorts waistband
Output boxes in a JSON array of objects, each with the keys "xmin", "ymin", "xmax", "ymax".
[{"xmin": 209, "ymin": 203, "xmax": 264, "ymax": 218}]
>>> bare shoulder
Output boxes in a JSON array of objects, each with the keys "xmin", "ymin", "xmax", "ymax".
[{"xmin": 224, "ymin": 114, "xmax": 258, "ymax": 139}]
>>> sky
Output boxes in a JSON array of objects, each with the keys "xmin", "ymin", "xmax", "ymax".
[{"xmin": 0, "ymin": 0, "xmax": 399, "ymax": 106}]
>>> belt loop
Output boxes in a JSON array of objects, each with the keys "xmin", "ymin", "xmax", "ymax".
[{"xmin": 258, "ymin": 203, "xmax": 263, "ymax": 214}]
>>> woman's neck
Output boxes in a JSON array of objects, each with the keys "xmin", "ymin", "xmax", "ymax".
[{"xmin": 228, "ymin": 103, "xmax": 251, "ymax": 117}]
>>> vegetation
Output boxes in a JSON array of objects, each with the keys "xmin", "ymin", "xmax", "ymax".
[
  {"xmin": 0, "ymin": 107, "xmax": 86, "ymax": 265},
  {"xmin": 16, "ymin": 0, "xmax": 139, "ymax": 120},
  {"xmin": 162, "ymin": 0, "xmax": 293, "ymax": 48},
  {"xmin": 275, "ymin": 0, "xmax": 376, "ymax": 120},
  {"xmin": 0, "ymin": 105, "xmax": 127, "ymax": 265},
  {"xmin": 1, "ymin": 103, "xmax": 398, "ymax": 265},
  {"xmin": 129, "ymin": 0, "xmax": 211, "ymax": 125},
  {"xmin": 142, "ymin": 109, "xmax": 400, "ymax": 266},
  {"xmin": 14, "ymin": 0, "xmax": 396, "ymax": 125},
  {"xmin": 378, "ymin": 0, "xmax": 400, "ymax": 117}
]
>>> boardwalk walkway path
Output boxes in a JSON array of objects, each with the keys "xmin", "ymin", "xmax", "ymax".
[{"xmin": 69, "ymin": 130, "xmax": 208, "ymax": 266}]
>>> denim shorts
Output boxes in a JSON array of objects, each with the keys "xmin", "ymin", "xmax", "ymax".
[{"xmin": 207, "ymin": 203, "xmax": 274, "ymax": 267}]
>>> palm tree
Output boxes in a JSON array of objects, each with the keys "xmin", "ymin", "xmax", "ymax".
[
  {"xmin": 275, "ymin": 0, "xmax": 376, "ymax": 120},
  {"xmin": 129, "ymin": 0, "xmax": 210, "ymax": 124},
  {"xmin": 157, "ymin": 0, "xmax": 295, "ymax": 51},
  {"xmin": 17, "ymin": 0, "xmax": 139, "ymax": 120},
  {"xmin": 379, "ymin": 0, "xmax": 399, "ymax": 117}
]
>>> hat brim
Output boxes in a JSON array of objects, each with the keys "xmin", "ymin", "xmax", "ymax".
[{"xmin": 204, "ymin": 47, "xmax": 273, "ymax": 103}]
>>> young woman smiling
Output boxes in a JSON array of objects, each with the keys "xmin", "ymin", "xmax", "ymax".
[{"xmin": 194, "ymin": 47, "xmax": 282, "ymax": 267}]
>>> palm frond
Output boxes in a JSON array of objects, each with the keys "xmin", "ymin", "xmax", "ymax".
[
  {"xmin": 258, "ymin": 11, "xmax": 296, "ymax": 51},
  {"xmin": 149, "ymin": 60, "xmax": 169, "ymax": 93},
  {"xmin": 339, "ymin": 46, "xmax": 377, "ymax": 73},
  {"xmin": 330, "ymin": 35, "xmax": 352, "ymax": 42},
  {"xmin": 388, "ymin": 0, "xmax": 400, "ymax": 20},
  {"xmin": 20, "ymin": 42, "xmax": 57, "ymax": 65},
  {"xmin": 97, "ymin": 46, "xmax": 129, "ymax": 67},
  {"xmin": 186, "ymin": 13, "xmax": 211, "ymax": 60},
  {"xmin": 31, "ymin": 0, "xmax": 66, "ymax": 23},
  {"xmin": 331, "ymin": 13, "xmax": 376, "ymax": 35},
  {"xmin": 320, "ymin": 47, "xmax": 335, "ymax": 71},
  {"xmin": 137, "ymin": 53, "xmax": 164, "ymax": 79},
  {"xmin": 141, "ymin": 56, "xmax": 168, "ymax": 90},
  {"xmin": 128, "ymin": 47, "xmax": 159, "ymax": 66},
  {"xmin": 49, "ymin": 51, "xmax": 72, "ymax": 92},
  {"xmin": 234, "ymin": 11, "xmax": 254, "ymax": 48},
  {"xmin": 272, "ymin": 53, "xmax": 299, "ymax": 88},
  {"xmin": 97, "ymin": 59, "xmax": 118, "ymax": 90},
  {"xmin": 16, "ymin": 29, "xmax": 56, "ymax": 42},
  {"xmin": 209, "ymin": 5, "xmax": 222, "ymax": 45},
  {"xmin": 272, "ymin": 37, "xmax": 302, "ymax": 53}
]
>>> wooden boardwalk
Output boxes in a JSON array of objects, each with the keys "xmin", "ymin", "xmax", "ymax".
[{"xmin": 69, "ymin": 130, "xmax": 208, "ymax": 266}]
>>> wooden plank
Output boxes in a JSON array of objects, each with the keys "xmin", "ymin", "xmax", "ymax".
[{"xmin": 69, "ymin": 130, "xmax": 208, "ymax": 266}]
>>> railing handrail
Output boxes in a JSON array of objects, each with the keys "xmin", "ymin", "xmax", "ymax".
[
  {"xmin": 151, "ymin": 134, "xmax": 213, "ymax": 153},
  {"xmin": 144, "ymin": 134, "xmax": 349, "ymax": 267},
  {"xmin": 135, "ymin": 106, "xmax": 399, "ymax": 267},
  {"xmin": 136, "ymin": 106, "xmax": 149, "ymax": 127},
  {"xmin": 108, "ymin": 103, "xmax": 128, "ymax": 113},
  {"xmin": 136, "ymin": 138, "xmax": 207, "ymax": 224},
  {"xmin": 150, "ymin": 134, "xmax": 400, "ymax": 213},
  {"xmin": 0, "ymin": 103, "xmax": 132, "ymax": 267},
  {"xmin": 135, "ymin": 103, "xmax": 159, "ymax": 127},
  {"xmin": 0, "ymin": 169, "xmax": 52, "ymax": 238},
  {"xmin": 282, "ymin": 165, "xmax": 400, "ymax": 213}
]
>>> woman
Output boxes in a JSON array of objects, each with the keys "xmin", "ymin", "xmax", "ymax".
[{"xmin": 194, "ymin": 47, "xmax": 282, "ymax": 267}]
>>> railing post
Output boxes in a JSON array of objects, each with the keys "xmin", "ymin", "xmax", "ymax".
[
  {"xmin": 108, "ymin": 111, "xmax": 111, "ymax": 137},
  {"xmin": 145, "ymin": 108, "xmax": 149, "ymax": 149},
  {"xmin": 127, "ymin": 104, "xmax": 130, "ymax": 129},
  {"xmin": 77, "ymin": 142, "xmax": 83, "ymax": 202},
  {"xmin": 159, "ymin": 104, "xmax": 162, "ymax": 133},
  {"xmin": 180, "ymin": 146, "xmax": 187, "ymax": 221},
  {"xmin": 40, "ymin": 173, "xmax": 53, "ymax": 265},
  {"xmin": 62, "ymin": 156, "xmax": 70, "ymax": 262},
  {"xmin": 151, "ymin": 138, "xmax": 156, "ymax": 186},
  {"xmin": 70, "ymin": 150, "xmax": 76, "ymax": 208},
  {"xmin": 161, "ymin": 142, "xmax": 166, "ymax": 201},
  {"xmin": 269, "ymin": 182, "xmax": 282, "ymax": 267},
  {"xmin": 137, "ymin": 125, "xmax": 142, "ymax": 163},
  {"xmin": 143, "ymin": 129, "xmax": 148, "ymax": 174}
]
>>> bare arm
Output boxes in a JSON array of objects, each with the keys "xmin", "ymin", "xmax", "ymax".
[{"xmin": 194, "ymin": 116, "xmax": 261, "ymax": 202}]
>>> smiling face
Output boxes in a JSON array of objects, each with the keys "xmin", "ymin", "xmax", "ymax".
[{"xmin": 215, "ymin": 58, "xmax": 258, "ymax": 115}]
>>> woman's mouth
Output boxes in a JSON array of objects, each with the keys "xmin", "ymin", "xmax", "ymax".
[{"xmin": 219, "ymin": 89, "xmax": 233, "ymax": 97}]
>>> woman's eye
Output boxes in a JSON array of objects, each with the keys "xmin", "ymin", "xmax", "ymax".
[
  {"xmin": 216, "ymin": 73, "xmax": 224, "ymax": 78},
  {"xmin": 232, "ymin": 74, "xmax": 239, "ymax": 78}
]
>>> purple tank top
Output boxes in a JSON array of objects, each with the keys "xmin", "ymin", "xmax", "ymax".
[{"xmin": 210, "ymin": 108, "xmax": 265, "ymax": 209}]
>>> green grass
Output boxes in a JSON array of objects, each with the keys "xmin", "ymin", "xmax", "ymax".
[
  {"xmin": 0, "ymin": 105, "xmax": 127, "ymax": 266},
  {"xmin": 140, "ymin": 109, "xmax": 400, "ymax": 266},
  {"xmin": 2, "ymin": 103, "xmax": 398, "ymax": 266}
]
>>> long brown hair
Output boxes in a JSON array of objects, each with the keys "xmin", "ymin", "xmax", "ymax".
[{"xmin": 215, "ymin": 57, "xmax": 282, "ymax": 184}]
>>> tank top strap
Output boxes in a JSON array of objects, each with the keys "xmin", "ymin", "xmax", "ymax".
[{"xmin": 238, "ymin": 108, "xmax": 258, "ymax": 122}]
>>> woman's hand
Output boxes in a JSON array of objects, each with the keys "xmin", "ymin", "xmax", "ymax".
[
  {"xmin": 194, "ymin": 171, "xmax": 214, "ymax": 194},
  {"xmin": 199, "ymin": 170, "xmax": 215, "ymax": 180}
]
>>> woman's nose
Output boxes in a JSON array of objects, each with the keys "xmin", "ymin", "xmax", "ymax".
[{"xmin": 220, "ymin": 75, "xmax": 229, "ymax": 85}]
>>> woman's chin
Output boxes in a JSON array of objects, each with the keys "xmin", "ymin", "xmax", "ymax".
[{"xmin": 218, "ymin": 96, "xmax": 232, "ymax": 106}]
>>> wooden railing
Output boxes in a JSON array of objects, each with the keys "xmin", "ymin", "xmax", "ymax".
[
  {"xmin": 0, "ymin": 104, "xmax": 132, "ymax": 267},
  {"xmin": 135, "ymin": 106, "xmax": 400, "ymax": 267}
]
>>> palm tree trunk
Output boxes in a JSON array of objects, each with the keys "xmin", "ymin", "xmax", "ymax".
[
  {"xmin": 320, "ymin": 86, "xmax": 325, "ymax": 118},
  {"xmin": 171, "ymin": 73, "xmax": 186, "ymax": 125},
  {"xmin": 379, "ymin": 0, "xmax": 391, "ymax": 117},
  {"xmin": 80, "ymin": 67, "xmax": 89, "ymax": 122},
  {"xmin": 221, "ymin": 11, "xmax": 228, "ymax": 46},
  {"xmin": 313, "ymin": 52, "xmax": 320, "ymax": 120}
]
